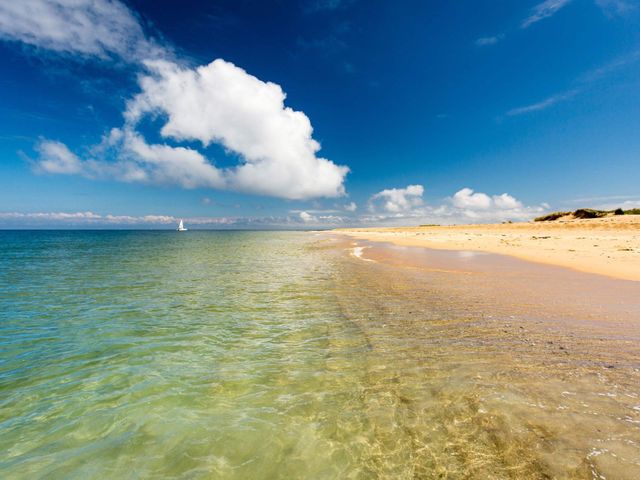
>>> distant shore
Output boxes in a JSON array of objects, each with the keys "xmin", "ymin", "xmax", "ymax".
[{"xmin": 334, "ymin": 215, "xmax": 640, "ymax": 281}]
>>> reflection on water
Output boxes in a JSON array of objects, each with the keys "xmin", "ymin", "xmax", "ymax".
[{"xmin": 1, "ymin": 231, "xmax": 639, "ymax": 479}]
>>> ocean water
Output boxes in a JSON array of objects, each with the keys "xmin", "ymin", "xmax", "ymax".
[{"xmin": 1, "ymin": 231, "xmax": 640, "ymax": 479}]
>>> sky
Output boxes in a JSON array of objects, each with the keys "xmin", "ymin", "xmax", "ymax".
[{"xmin": 0, "ymin": 0, "xmax": 639, "ymax": 229}]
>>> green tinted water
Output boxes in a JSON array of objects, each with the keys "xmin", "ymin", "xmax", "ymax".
[{"xmin": 1, "ymin": 231, "xmax": 639, "ymax": 479}]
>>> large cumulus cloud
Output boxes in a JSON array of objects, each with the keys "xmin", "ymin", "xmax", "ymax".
[{"xmin": 1, "ymin": 1, "xmax": 349, "ymax": 200}]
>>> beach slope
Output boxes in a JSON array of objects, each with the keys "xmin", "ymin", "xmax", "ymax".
[{"xmin": 335, "ymin": 215, "xmax": 640, "ymax": 281}]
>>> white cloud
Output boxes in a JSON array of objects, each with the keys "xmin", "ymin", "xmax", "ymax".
[
  {"xmin": 299, "ymin": 211, "xmax": 316, "ymax": 223},
  {"xmin": 441, "ymin": 188, "xmax": 541, "ymax": 223},
  {"xmin": 31, "ymin": 59, "xmax": 349, "ymax": 200},
  {"xmin": 451, "ymin": 187, "xmax": 492, "ymax": 209},
  {"xmin": 32, "ymin": 140, "xmax": 82, "ymax": 174},
  {"xmin": 450, "ymin": 188, "xmax": 523, "ymax": 211},
  {"xmin": 493, "ymin": 192, "xmax": 523, "ymax": 209},
  {"xmin": 364, "ymin": 186, "xmax": 545, "ymax": 225},
  {"xmin": 289, "ymin": 208, "xmax": 349, "ymax": 225},
  {"xmin": 34, "ymin": 128, "xmax": 226, "ymax": 189},
  {"xmin": 521, "ymin": 0, "xmax": 573, "ymax": 28},
  {"xmin": 369, "ymin": 185, "xmax": 424, "ymax": 213},
  {"xmin": 451, "ymin": 188, "xmax": 525, "ymax": 212},
  {"xmin": 0, "ymin": 0, "xmax": 165, "ymax": 62},
  {"xmin": 344, "ymin": 201, "xmax": 357, "ymax": 212},
  {"xmin": 2, "ymin": 1, "xmax": 348, "ymax": 201},
  {"xmin": 113, "ymin": 128, "xmax": 225, "ymax": 188},
  {"xmin": 123, "ymin": 59, "xmax": 348, "ymax": 199}
]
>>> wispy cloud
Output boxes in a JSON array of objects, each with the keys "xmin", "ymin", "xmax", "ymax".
[
  {"xmin": 0, "ymin": 0, "xmax": 167, "ymax": 62},
  {"xmin": 595, "ymin": 0, "xmax": 636, "ymax": 17},
  {"xmin": 565, "ymin": 194, "xmax": 640, "ymax": 210},
  {"xmin": 296, "ymin": 34, "xmax": 347, "ymax": 52},
  {"xmin": 475, "ymin": 35, "xmax": 504, "ymax": 47},
  {"xmin": 303, "ymin": 0, "xmax": 356, "ymax": 14},
  {"xmin": 592, "ymin": 199, "xmax": 640, "ymax": 210},
  {"xmin": 507, "ymin": 89, "xmax": 579, "ymax": 116},
  {"xmin": 296, "ymin": 20, "xmax": 351, "ymax": 55},
  {"xmin": 521, "ymin": 0, "xmax": 573, "ymax": 28},
  {"xmin": 473, "ymin": 0, "xmax": 570, "ymax": 49},
  {"xmin": 507, "ymin": 48, "xmax": 640, "ymax": 116},
  {"xmin": 569, "ymin": 194, "xmax": 640, "ymax": 204},
  {"xmin": 477, "ymin": 0, "xmax": 624, "ymax": 48},
  {"xmin": 579, "ymin": 49, "xmax": 640, "ymax": 83}
]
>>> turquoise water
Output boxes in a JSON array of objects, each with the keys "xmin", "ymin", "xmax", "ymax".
[
  {"xmin": 1, "ymin": 231, "xmax": 640, "ymax": 479},
  {"xmin": 1, "ymin": 231, "xmax": 366, "ymax": 478}
]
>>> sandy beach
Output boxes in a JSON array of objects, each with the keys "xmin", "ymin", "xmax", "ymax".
[{"xmin": 335, "ymin": 215, "xmax": 640, "ymax": 281}]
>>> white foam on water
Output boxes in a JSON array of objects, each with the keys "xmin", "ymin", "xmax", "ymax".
[{"xmin": 350, "ymin": 246, "xmax": 375, "ymax": 262}]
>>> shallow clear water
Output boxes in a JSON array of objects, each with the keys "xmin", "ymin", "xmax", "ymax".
[{"xmin": 1, "ymin": 231, "xmax": 639, "ymax": 479}]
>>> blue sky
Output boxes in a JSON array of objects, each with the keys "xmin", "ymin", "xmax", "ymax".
[{"xmin": 0, "ymin": 0, "xmax": 639, "ymax": 228}]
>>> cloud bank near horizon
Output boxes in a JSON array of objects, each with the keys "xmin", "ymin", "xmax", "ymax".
[
  {"xmin": 1, "ymin": 0, "xmax": 348, "ymax": 201},
  {"xmin": 0, "ymin": 210, "xmax": 354, "ymax": 229},
  {"xmin": 364, "ymin": 185, "xmax": 546, "ymax": 225},
  {"xmin": 0, "ymin": 185, "xmax": 549, "ymax": 228}
]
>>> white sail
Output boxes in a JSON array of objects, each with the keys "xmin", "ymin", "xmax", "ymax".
[{"xmin": 177, "ymin": 219, "xmax": 187, "ymax": 231}]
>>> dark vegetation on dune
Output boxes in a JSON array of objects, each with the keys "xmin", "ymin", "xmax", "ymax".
[{"xmin": 534, "ymin": 208, "xmax": 640, "ymax": 222}]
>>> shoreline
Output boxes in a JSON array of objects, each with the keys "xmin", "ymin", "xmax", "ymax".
[{"xmin": 333, "ymin": 215, "xmax": 640, "ymax": 281}]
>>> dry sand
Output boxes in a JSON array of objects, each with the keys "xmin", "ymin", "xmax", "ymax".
[{"xmin": 334, "ymin": 215, "xmax": 640, "ymax": 281}]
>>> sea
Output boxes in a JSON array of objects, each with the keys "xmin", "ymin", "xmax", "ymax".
[{"xmin": 1, "ymin": 230, "xmax": 639, "ymax": 479}]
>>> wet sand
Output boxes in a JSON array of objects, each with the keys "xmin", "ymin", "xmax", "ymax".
[
  {"xmin": 335, "ymin": 215, "xmax": 640, "ymax": 281},
  {"xmin": 319, "ymin": 234, "xmax": 640, "ymax": 478}
]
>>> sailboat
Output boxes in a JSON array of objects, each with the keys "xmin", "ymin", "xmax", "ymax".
[{"xmin": 177, "ymin": 219, "xmax": 188, "ymax": 232}]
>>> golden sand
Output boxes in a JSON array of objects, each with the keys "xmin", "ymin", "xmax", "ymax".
[{"xmin": 335, "ymin": 215, "xmax": 640, "ymax": 281}]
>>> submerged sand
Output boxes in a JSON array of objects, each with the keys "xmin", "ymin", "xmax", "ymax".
[
  {"xmin": 322, "ymin": 235, "xmax": 640, "ymax": 478},
  {"xmin": 335, "ymin": 215, "xmax": 640, "ymax": 281}
]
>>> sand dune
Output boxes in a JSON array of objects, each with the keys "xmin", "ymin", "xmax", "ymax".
[{"xmin": 335, "ymin": 215, "xmax": 640, "ymax": 281}]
